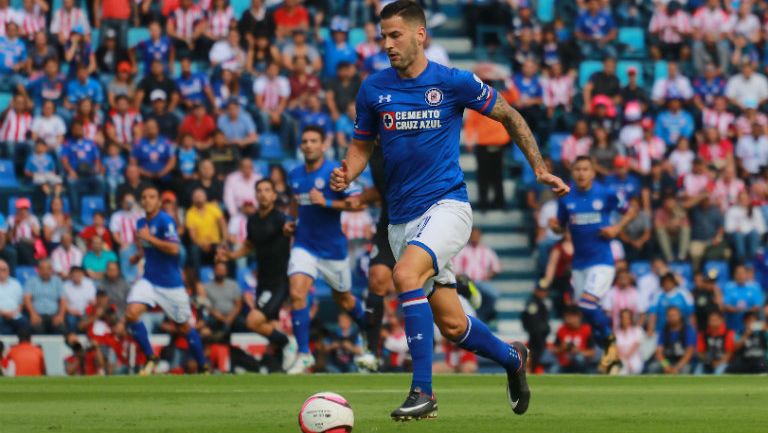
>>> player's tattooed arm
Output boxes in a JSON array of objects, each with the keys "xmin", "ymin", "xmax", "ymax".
[{"xmin": 487, "ymin": 95, "xmax": 570, "ymax": 197}]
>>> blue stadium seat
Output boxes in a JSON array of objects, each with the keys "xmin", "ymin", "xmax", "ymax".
[
  {"xmin": 0, "ymin": 92, "xmax": 12, "ymax": 111},
  {"xmin": 232, "ymin": 0, "xmax": 250, "ymax": 19},
  {"xmin": 44, "ymin": 196, "xmax": 71, "ymax": 214},
  {"xmin": 91, "ymin": 29, "xmax": 100, "ymax": 50},
  {"xmin": 128, "ymin": 27, "xmax": 150, "ymax": 48},
  {"xmin": 254, "ymin": 160, "xmax": 269, "ymax": 178},
  {"xmin": 704, "ymin": 260, "xmax": 730, "ymax": 288},
  {"xmin": 80, "ymin": 195, "xmax": 105, "ymax": 225},
  {"xmin": 349, "ymin": 28, "xmax": 366, "ymax": 47},
  {"xmin": 654, "ymin": 61, "xmax": 669, "ymax": 81},
  {"xmin": 15, "ymin": 266, "xmax": 36, "ymax": 286},
  {"xmin": 318, "ymin": 27, "xmax": 330, "ymax": 42},
  {"xmin": 629, "ymin": 260, "xmax": 652, "ymax": 279},
  {"xmin": 618, "ymin": 27, "xmax": 645, "ymax": 58},
  {"xmin": 0, "ymin": 159, "xmax": 19, "ymax": 188},
  {"xmin": 617, "ymin": 60, "xmax": 644, "ymax": 87},
  {"xmin": 199, "ymin": 266, "xmax": 214, "ymax": 283},
  {"xmin": 669, "ymin": 261, "xmax": 693, "ymax": 287},
  {"xmin": 537, "ymin": 0, "xmax": 555, "ymax": 22},
  {"xmin": 236, "ymin": 266, "xmax": 256, "ymax": 292},
  {"xmin": 260, "ymin": 133, "xmax": 284, "ymax": 160},
  {"xmin": 548, "ymin": 133, "xmax": 569, "ymax": 163},
  {"xmin": 578, "ymin": 60, "xmax": 603, "ymax": 88}
]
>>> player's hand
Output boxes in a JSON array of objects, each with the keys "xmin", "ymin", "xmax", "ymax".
[
  {"xmin": 330, "ymin": 160, "xmax": 350, "ymax": 192},
  {"xmin": 283, "ymin": 221, "xmax": 295, "ymax": 236},
  {"xmin": 137, "ymin": 226, "xmax": 152, "ymax": 242},
  {"xmin": 309, "ymin": 188, "xmax": 326, "ymax": 206},
  {"xmin": 537, "ymin": 171, "xmax": 570, "ymax": 197},
  {"xmin": 600, "ymin": 225, "xmax": 621, "ymax": 239}
]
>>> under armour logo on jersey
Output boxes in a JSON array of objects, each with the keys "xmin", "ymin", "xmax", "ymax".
[
  {"xmin": 379, "ymin": 94, "xmax": 392, "ymax": 103},
  {"xmin": 407, "ymin": 333, "xmax": 424, "ymax": 343}
]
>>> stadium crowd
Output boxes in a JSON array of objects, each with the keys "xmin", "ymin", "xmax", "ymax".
[{"xmin": 0, "ymin": 0, "xmax": 767, "ymax": 376}]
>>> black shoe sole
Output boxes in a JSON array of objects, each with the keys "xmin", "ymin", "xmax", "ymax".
[
  {"xmin": 391, "ymin": 409, "xmax": 438, "ymax": 422},
  {"xmin": 509, "ymin": 342, "xmax": 531, "ymax": 415}
]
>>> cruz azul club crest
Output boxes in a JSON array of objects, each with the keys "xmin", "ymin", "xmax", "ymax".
[{"xmin": 425, "ymin": 88, "xmax": 443, "ymax": 106}]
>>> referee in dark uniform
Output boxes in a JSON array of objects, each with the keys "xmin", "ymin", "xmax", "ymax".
[
  {"xmin": 217, "ymin": 178, "xmax": 297, "ymax": 370},
  {"xmin": 346, "ymin": 146, "xmax": 396, "ymax": 365}
]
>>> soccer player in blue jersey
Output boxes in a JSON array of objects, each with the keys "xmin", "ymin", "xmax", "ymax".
[
  {"xmin": 330, "ymin": 1, "xmax": 569, "ymax": 420},
  {"xmin": 123, "ymin": 185, "xmax": 207, "ymax": 374},
  {"xmin": 550, "ymin": 156, "xmax": 638, "ymax": 373},
  {"xmin": 286, "ymin": 125, "xmax": 370, "ymax": 374}
]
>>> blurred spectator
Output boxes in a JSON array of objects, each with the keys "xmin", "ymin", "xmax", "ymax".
[
  {"xmin": 95, "ymin": 29, "xmax": 130, "ymax": 75},
  {"xmin": 131, "ymin": 118, "xmax": 177, "ymax": 186},
  {"xmin": 452, "ymin": 227, "xmax": 501, "ymax": 315},
  {"xmin": 26, "ymin": 33, "xmax": 58, "ymax": 81},
  {"xmin": 724, "ymin": 191, "xmax": 765, "ymax": 264},
  {"xmin": 175, "ymin": 57, "xmax": 215, "ymax": 112},
  {"xmin": 167, "ymin": 0, "xmax": 207, "ymax": 60},
  {"xmin": 735, "ymin": 98, "xmax": 768, "ymax": 136},
  {"xmin": 30, "ymin": 100, "xmax": 66, "ymax": 153},
  {"xmin": 693, "ymin": 63, "xmax": 726, "ymax": 110},
  {"xmin": 574, "ymin": 0, "xmax": 617, "ymax": 59},
  {"xmin": 217, "ymin": 99, "xmax": 258, "ymax": 156},
  {"xmin": 107, "ymin": 62, "xmax": 137, "ymax": 109},
  {"xmin": 295, "ymin": 93, "xmax": 334, "ymax": 151},
  {"xmin": 132, "ymin": 20, "xmax": 174, "ymax": 74},
  {"xmin": 617, "ymin": 197, "xmax": 652, "ymax": 261},
  {"xmin": 590, "ymin": 127, "xmax": 617, "ymax": 177},
  {"xmin": 603, "ymin": 268, "xmax": 640, "ymax": 327},
  {"xmin": 50, "ymin": 0, "xmax": 90, "ymax": 46},
  {"xmin": 513, "ymin": 60, "xmax": 545, "ymax": 141},
  {"xmin": 63, "ymin": 266, "xmax": 96, "ymax": 332},
  {"xmin": 521, "ymin": 283, "xmax": 550, "ymax": 373},
  {"xmin": 646, "ymin": 160, "xmax": 676, "ymax": 209},
  {"xmin": 541, "ymin": 231, "xmax": 573, "ymax": 317},
  {"xmin": 177, "ymin": 134, "xmax": 199, "ymax": 182},
  {"xmin": 1, "ymin": 328, "xmax": 45, "ymax": 376},
  {"xmin": 735, "ymin": 123, "xmax": 768, "ymax": 176},
  {"xmin": 61, "ymin": 120, "xmax": 104, "ymax": 218},
  {"xmin": 553, "ymin": 306, "xmax": 596, "ymax": 373},
  {"xmin": 541, "ymin": 61, "xmax": 575, "ymax": 132},
  {"xmin": 23, "ymin": 259, "xmax": 66, "ymax": 335},
  {"xmin": 0, "ymin": 23, "xmax": 28, "ymax": 91},
  {"xmin": 424, "ymin": 31, "xmax": 450, "ymax": 67},
  {"xmin": 0, "ymin": 213, "xmax": 16, "ymax": 276},
  {"xmin": 42, "ymin": 196, "xmax": 73, "ymax": 249},
  {"xmin": 106, "ymin": 95, "xmax": 143, "ymax": 153},
  {"xmin": 648, "ymin": 306, "xmax": 696, "ymax": 374},
  {"xmin": 17, "ymin": 0, "xmax": 47, "ymax": 43},
  {"xmin": 614, "ymin": 309, "xmax": 643, "ymax": 375},
  {"xmin": 321, "ymin": 312, "xmax": 362, "ymax": 373},
  {"xmin": 687, "ymin": 195, "xmax": 726, "ymax": 271},
  {"xmin": 605, "ymin": 156, "xmax": 643, "ymax": 203},
  {"xmin": 318, "ymin": 16, "xmax": 356, "ymax": 80},
  {"xmin": 179, "ymin": 103, "xmax": 216, "ymax": 150},
  {"xmin": 282, "ymin": 28, "xmax": 321, "ymax": 72},
  {"xmin": 8, "ymin": 197, "xmax": 40, "ymax": 266},
  {"xmin": 207, "ymin": 129, "xmax": 241, "ymax": 176},
  {"xmin": 560, "ymin": 119, "xmax": 592, "ymax": 171},
  {"xmin": 0, "ymin": 94, "xmax": 32, "ymax": 162},
  {"xmin": 66, "ymin": 65, "xmax": 102, "ymax": 111},
  {"xmin": 83, "ymin": 237, "xmax": 118, "ymax": 281},
  {"xmin": 51, "ymin": 231, "xmax": 83, "ymax": 278},
  {"xmin": 186, "ymin": 188, "xmax": 226, "ymax": 271},
  {"xmin": 326, "ymin": 62, "xmax": 361, "ymax": 123},
  {"xmin": 621, "ymin": 66, "xmax": 648, "ymax": 107},
  {"xmin": 185, "ymin": 159, "xmax": 224, "ymax": 206},
  {"xmin": 274, "ymin": 0, "xmax": 309, "ymax": 40},
  {"xmin": 116, "ymin": 164, "xmax": 151, "ymax": 207},
  {"xmin": 725, "ymin": 59, "xmax": 768, "ymax": 111},
  {"xmin": 288, "ymin": 55, "xmax": 322, "ymax": 108},
  {"xmin": 651, "ymin": 62, "xmax": 693, "ymax": 106},
  {"xmin": 695, "ymin": 310, "xmax": 734, "ymax": 375},
  {"xmin": 209, "ymin": 29, "xmax": 246, "ymax": 71},
  {"xmin": 647, "ymin": 272, "xmax": 694, "ymax": 335},
  {"xmin": 701, "ymin": 96, "xmax": 733, "ymax": 138},
  {"xmin": 64, "ymin": 339, "xmax": 103, "ymax": 375},
  {"xmin": 722, "ymin": 265, "xmax": 764, "ymax": 333},
  {"xmin": 97, "ymin": 261, "xmax": 130, "ymax": 317},
  {"xmin": 648, "ymin": 1, "xmax": 691, "ymax": 61},
  {"xmin": 206, "ymin": 0, "xmax": 236, "ymax": 43},
  {"xmin": 654, "ymin": 195, "xmax": 691, "ymax": 263},
  {"xmin": 655, "ymin": 97, "xmax": 694, "ymax": 147},
  {"xmin": 136, "ymin": 60, "xmax": 179, "ymax": 113},
  {"xmin": 699, "ymin": 128, "xmax": 734, "ymax": 171},
  {"xmin": 109, "ymin": 193, "xmax": 141, "ymax": 281},
  {"xmin": 463, "ymin": 105, "xmax": 509, "ymax": 210},
  {"xmin": 78, "ymin": 212, "xmax": 114, "ymax": 251},
  {"xmin": 238, "ymin": 0, "xmax": 272, "ymax": 49},
  {"xmin": 253, "ymin": 61, "xmax": 291, "ymax": 144},
  {"xmin": 691, "ymin": 0, "xmax": 731, "ymax": 75},
  {"xmin": 103, "ymin": 143, "xmax": 127, "ymax": 208},
  {"xmin": 199, "ymin": 262, "xmax": 241, "ymax": 340},
  {"xmin": 728, "ymin": 312, "xmax": 767, "ymax": 373},
  {"xmin": 583, "ymin": 57, "xmax": 620, "ymax": 108},
  {"xmin": 0, "ymin": 259, "xmax": 25, "ymax": 334},
  {"xmin": 668, "ymin": 137, "xmax": 695, "ymax": 178},
  {"xmin": 25, "ymin": 139, "xmax": 62, "ymax": 197},
  {"xmin": 223, "ymin": 159, "xmax": 262, "ymax": 218},
  {"xmin": 691, "ymin": 270, "xmax": 724, "ymax": 334}
]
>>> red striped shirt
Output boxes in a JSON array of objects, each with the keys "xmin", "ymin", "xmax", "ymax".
[
  {"xmin": 341, "ymin": 210, "xmax": 373, "ymax": 241},
  {"xmin": 452, "ymin": 244, "xmax": 501, "ymax": 282},
  {"xmin": 173, "ymin": 5, "xmax": 204, "ymax": 40},
  {"xmin": 0, "ymin": 109, "xmax": 32, "ymax": 142},
  {"xmin": 51, "ymin": 8, "xmax": 89, "ymax": 39},
  {"xmin": 108, "ymin": 110, "xmax": 142, "ymax": 145},
  {"xmin": 19, "ymin": 9, "xmax": 45, "ymax": 39},
  {"xmin": 207, "ymin": 6, "xmax": 233, "ymax": 40},
  {"xmin": 0, "ymin": 7, "xmax": 20, "ymax": 37}
]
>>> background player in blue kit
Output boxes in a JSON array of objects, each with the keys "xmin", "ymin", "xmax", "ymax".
[
  {"xmin": 123, "ymin": 185, "xmax": 207, "ymax": 374},
  {"xmin": 286, "ymin": 125, "xmax": 369, "ymax": 374},
  {"xmin": 330, "ymin": 1, "xmax": 570, "ymax": 420},
  {"xmin": 550, "ymin": 156, "xmax": 638, "ymax": 372}
]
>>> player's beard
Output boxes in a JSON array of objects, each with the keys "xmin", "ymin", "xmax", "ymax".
[{"xmin": 391, "ymin": 39, "xmax": 419, "ymax": 71}]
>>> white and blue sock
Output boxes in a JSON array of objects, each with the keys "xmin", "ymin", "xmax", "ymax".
[
  {"xmin": 186, "ymin": 328, "xmax": 207, "ymax": 368},
  {"xmin": 457, "ymin": 315, "xmax": 521, "ymax": 372},
  {"xmin": 291, "ymin": 306, "xmax": 311, "ymax": 354},
  {"xmin": 579, "ymin": 297, "xmax": 612, "ymax": 346},
  {"xmin": 128, "ymin": 320, "xmax": 154, "ymax": 358},
  {"xmin": 399, "ymin": 289, "xmax": 434, "ymax": 395}
]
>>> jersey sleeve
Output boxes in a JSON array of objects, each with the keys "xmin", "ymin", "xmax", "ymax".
[
  {"xmin": 452, "ymin": 69, "xmax": 498, "ymax": 115},
  {"xmin": 352, "ymin": 80, "xmax": 377, "ymax": 141},
  {"xmin": 160, "ymin": 216, "xmax": 180, "ymax": 243}
]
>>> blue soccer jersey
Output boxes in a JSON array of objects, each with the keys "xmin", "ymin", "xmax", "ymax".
[
  {"xmin": 353, "ymin": 61, "xmax": 498, "ymax": 224},
  {"xmin": 137, "ymin": 211, "xmax": 183, "ymax": 289},
  {"xmin": 290, "ymin": 159, "xmax": 358, "ymax": 260},
  {"xmin": 131, "ymin": 138, "xmax": 174, "ymax": 176},
  {"xmin": 176, "ymin": 72, "xmax": 210, "ymax": 104},
  {"xmin": 557, "ymin": 181, "xmax": 623, "ymax": 270}
]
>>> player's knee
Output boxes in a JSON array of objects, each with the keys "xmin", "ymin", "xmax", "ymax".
[
  {"xmin": 437, "ymin": 315, "xmax": 468, "ymax": 341},
  {"xmin": 289, "ymin": 288, "xmax": 307, "ymax": 308},
  {"xmin": 392, "ymin": 263, "xmax": 421, "ymax": 292},
  {"xmin": 124, "ymin": 305, "xmax": 142, "ymax": 322}
]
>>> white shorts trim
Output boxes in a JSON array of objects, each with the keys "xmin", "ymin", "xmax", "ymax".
[
  {"xmin": 287, "ymin": 247, "xmax": 352, "ymax": 292},
  {"xmin": 127, "ymin": 279, "xmax": 192, "ymax": 324},
  {"xmin": 388, "ymin": 200, "xmax": 473, "ymax": 290},
  {"xmin": 571, "ymin": 265, "xmax": 616, "ymax": 300}
]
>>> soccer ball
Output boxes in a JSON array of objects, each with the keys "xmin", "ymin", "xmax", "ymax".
[{"xmin": 298, "ymin": 392, "xmax": 354, "ymax": 433}]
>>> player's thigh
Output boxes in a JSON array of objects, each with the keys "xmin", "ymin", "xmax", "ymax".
[
  {"xmin": 429, "ymin": 287, "xmax": 469, "ymax": 341},
  {"xmin": 246, "ymin": 308, "xmax": 270, "ymax": 333},
  {"xmin": 125, "ymin": 279, "xmax": 157, "ymax": 321},
  {"xmin": 368, "ymin": 263, "xmax": 394, "ymax": 296},
  {"xmin": 582, "ymin": 265, "xmax": 616, "ymax": 299},
  {"xmin": 392, "ymin": 244, "xmax": 440, "ymax": 292},
  {"xmin": 288, "ymin": 247, "xmax": 317, "ymax": 300},
  {"xmin": 317, "ymin": 258, "xmax": 352, "ymax": 293},
  {"xmin": 155, "ymin": 287, "xmax": 193, "ymax": 325}
]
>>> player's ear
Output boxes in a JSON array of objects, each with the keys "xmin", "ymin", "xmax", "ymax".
[{"xmin": 416, "ymin": 25, "xmax": 426, "ymax": 45}]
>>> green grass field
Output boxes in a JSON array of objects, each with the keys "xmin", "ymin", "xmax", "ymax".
[{"xmin": 1, "ymin": 374, "xmax": 767, "ymax": 433}]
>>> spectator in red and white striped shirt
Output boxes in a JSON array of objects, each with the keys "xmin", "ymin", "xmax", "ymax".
[
  {"xmin": 648, "ymin": 1, "xmax": 691, "ymax": 61},
  {"xmin": 51, "ymin": 231, "xmax": 84, "ymax": 279},
  {"xmin": 453, "ymin": 227, "xmax": 502, "ymax": 283},
  {"xmin": 8, "ymin": 198, "xmax": 40, "ymax": 266},
  {"xmin": 167, "ymin": 0, "xmax": 207, "ymax": 60},
  {"xmin": 106, "ymin": 95, "xmax": 143, "ymax": 152},
  {"xmin": 561, "ymin": 119, "xmax": 593, "ymax": 171},
  {"xmin": 691, "ymin": 0, "xmax": 732, "ymax": 75},
  {"xmin": 50, "ymin": 0, "xmax": 91, "ymax": 46},
  {"xmin": 0, "ymin": 0, "xmax": 20, "ymax": 38},
  {"xmin": 0, "ymin": 94, "xmax": 33, "ymax": 162},
  {"xmin": 205, "ymin": 0, "xmax": 234, "ymax": 42},
  {"xmin": 108, "ymin": 192, "xmax": 142, "ymax": 281},
  {"xmin": 18, "ymin": 0, "xmax": 47, "ymax": 41}
]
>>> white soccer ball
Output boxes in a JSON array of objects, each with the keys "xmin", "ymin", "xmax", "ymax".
[{"xmin": 298, "ymin": 392, "xmax": 354, "ymax": 433}]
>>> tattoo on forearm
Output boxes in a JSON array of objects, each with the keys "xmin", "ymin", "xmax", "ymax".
[{"xmin": 489, "ymin": 97, "xmax": 545, "ymax": 172}]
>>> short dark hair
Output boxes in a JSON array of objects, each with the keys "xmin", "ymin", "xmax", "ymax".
[
  {"xmin": 256, "ymin": 178, "xmax": 275, "ymax": 190},
  {"xmin": 381, "ymin": 0, "xmax": 426, "ymax": 27},
  {"xmin": 563, "ymin": 305, "xmax": 581, "ymax": 316},
  {"xmin": 574, "ymin": 155, "xmax": 593, "ymax": 165},
  {"xmin": 302, "ymin": 125, "xmax": 326, "ymax": 142}
]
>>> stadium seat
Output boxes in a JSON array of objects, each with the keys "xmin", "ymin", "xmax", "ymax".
[
  {"xmin": 704, "ymin": 260, "xmax": 730, "ymax": 288},
  {"xmin": 260, "ymin": 133, "xmax": 284, "ymax": 160},
  {"xmin": 0, "ymin": 93, "xmax": 12, "ymax": 112},
  {"xmin": 669, "ymin": 261, "xmax": 693, "ymax": 287},
  {"xmin": 617, "ymin": 60, "xmax": 644, "ymax": 87},
  {"xmin": 199, "ymin": 266, "xmax": 215, "ymax": 283},
  {"xmin": 44, "ymin": 196, "xmax": 71, "ymax": 214},
  {"xmin": 548, "ymin": 133, "xmax": 569, "ymax": 163},
  {"xmin": 537, "ymin": 0, "xmax": 555, "ymax": 22},
  {"xmin": 91, "ymin": 29, "xmax": 100, "ymax": 50},
  {"xmin": 236, "ymin": 266, "xmax": 256, "ymax": 292},
  {"xmin": 232, "ymin": 0, "xmax": 250, "ymax": 20},
  {"xmin": 128, "ymin": 27, "xmax": 150, "ymax": 48},
  {"xmin": 0, "ymin": 159, "xmax": 19, "ymax": 188},
  {"xmin": 80, "ymin": 195, "xmax": 106, "ymax": 225},
  {"xmin": 629, "ymin": 260, "xmax": 652, "ymax": 279},
  {"xmin": 349, "ymin": 28, "xmax": 366, "ymax": 47},
  {"xmin": 318, "ymin": 27, "xmax": 330, "ymax": 42},
  {"xmin": 618, "ymin": 27, "xmax": 645, "ymax": 58},
  {"xmin": 15, "ymin": 266, "xmax": 36, "ymax": 286},
  {"xmin": 254, "ymin": 160, "xmax": 269, "ymax": 178},
  {"xmin": 654, "ymin": 61, "xmax": 668, "ymax": 81},
  {"xmin": 578, "ymin": 60, "xmax": 603, "ymax": 88}
]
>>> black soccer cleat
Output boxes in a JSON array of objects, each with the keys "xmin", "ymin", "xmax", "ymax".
[
  {"xmin": 507, "ymin": 342, "xmax": 531, "ymax": 415},
  {"xmin": 390, "ymin": 388, "xmax": 438, "ymax": 421}
]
